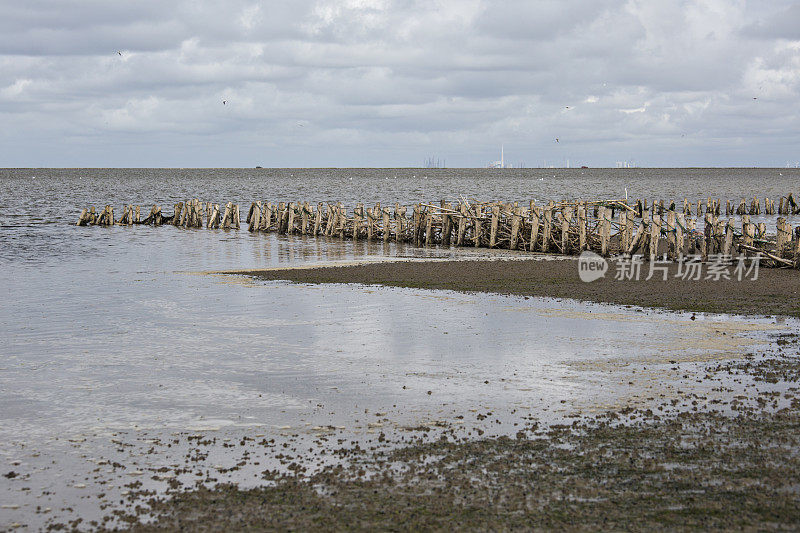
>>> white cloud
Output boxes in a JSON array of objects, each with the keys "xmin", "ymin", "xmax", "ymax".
[{"xmin": 0, "ymin": 0, "xmax": 798, "ymax": 166}]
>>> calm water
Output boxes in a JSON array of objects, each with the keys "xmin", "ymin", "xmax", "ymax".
[{"xmin": 1, "ymin": 168, "xmax": 798, "ymax": 528}]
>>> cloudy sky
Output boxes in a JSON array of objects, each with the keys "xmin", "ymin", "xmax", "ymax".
[{"xmin": 1, "ymin": 0, "xmax": 798, "ymax": 168}]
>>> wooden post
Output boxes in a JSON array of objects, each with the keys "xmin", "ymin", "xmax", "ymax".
[
  {"xmin": 412, "ymin": 204, "xmax": 421, "ymax": 246},
  {"xmin": 714, "ymin": 216, "xmax": 724, "ymax": 254},
  {"xmin": 742, "ymin": 215, "xmax": 754, "ymax": 249},
  {"xmin": 510, "ymin": 207, "xmax": 522, "ymax": 250},
  {"xmin": 367, "ymin": 208, "xmax": 376, "ymax": 241},
  {"xmin": 456, "ymin": 204, "xmax": 467, "ymax": 246},
  {"xmin": 249, "ymin": 202, "xmax": 262, "ymax": 232},
  {"xmin": 578, "ymin": 204, "xmax": 588, "ymax": 251},
  {"xmin": 542, "ymin": 204, "xmax": 553, "ymax": 253},
  {"xmin": 696, "ymin": 199, "xmax": 702, "ymax": 217},
  {"xmin": 601, "ymin": 206, "xmax": 611, "ymax": 256},
  {"xmin": 794, "ymin": 225, "xmax": 800, "ymax": 268},
  {"xmin": 275, "ymin": 202, "xmax": 285, "ymax": 234},
  {"xmin": 649, "ymin": 212, "xmax": 661, "ymax": 261},
  {"xmin": 777, "ymin": 217, "xmax": 790, "ymax": 257},
  {"xmin": 354, "ymin": 203, "xmax": 363, "ymax": 241},
  {"xmin": 442, "ymin": 202, "xmax": 453, "ymax": 246},
  {"xmin": 209, "ymin": 204, "xmax": 220, "ymax": 229},
  {"xmin": 530, "ymin": 206, "xmax": 541, "ymax": 252},
  {"xmin": 300, "ymin": 202, "xmax": 309, "ymax": 234},
  {"xmin": 626, "ymin": 219, "xmax": 646, "ymax": 256},
  {"xmin": 666, "ymin": 210, "xmax": 676, "ymax": 260},
  {"xmin": 473, "ymin": 206, "xmax": 482, "ymax": 248},
  {"xmin": 287, "ymin": 202, "xmax": 297, "ymax": 234},
  {"xmin": 424, "ymin": 209, "xmax": 433, "ymax": 245},
  {"xmin": 702, "ymin": 212, "xmax": 713, "ymax": 261},
  {"xmin": 489, "ymin": 204, "xmax": 500, "ymax": 248},
  {"xmin": 324, "ymin": 204, "xmax": 334, "ymax": 236},
  {"xmin": 676, "ymin": 212, "xmax": 685, "ymax": 258},
  {"xmin": 382, "ymin": 207, "xmax": 391, "ymax": 242},
  {"xmin": 337, "ymin": 203, "xmax": 346, "ymax": 239},
  {"xmin": 561, "ymin": 206, "xmax": 572, "ymax": 254},
  {"xmin": 172, "ymin": 202, "xmax": 183, "ymax": 226},
  {"xmin": 723, "ymin": 218, "xmax": 734, "ymax": 257},
  {"xmin": 394, "ymin": 204, "xmax": 405, "ymax": 243},
  {"xmin": 221, "ymin": 202, "xmax": 232, "ymax": 229},
  {"xmin": 312, "ymin": 203, "xmax": 322, "ymax": 235}
]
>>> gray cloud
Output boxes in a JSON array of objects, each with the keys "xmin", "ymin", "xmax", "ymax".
[{"xmin": 0, "ymin": 0, "xmax": 798, "ymax": 167}]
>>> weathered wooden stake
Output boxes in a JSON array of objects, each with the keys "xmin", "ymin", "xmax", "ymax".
[
  {"xmin": 489, "ymin": 205, "xmax": 500, "ymax": 247},
  {"xmin": 510, "ymin": 207, "xmax": 522, "ymax": 250},
  {"xmin": 561, "ymin": 206, "xmax": 572, "ymax": 254},
  {"xmin": 723, "ymin": 218, "xmax": 734, "ymax": 257},
  {"xmin": 666, "ymin": 210, "xmax": 676, "ymax": 260},
  {"xmin": 578, "ymin": 204, "xmax": 588, "ymax": 251},
  {"xmin": 530, "ymin": 205, "xmax": 541, "ymax": 252}
]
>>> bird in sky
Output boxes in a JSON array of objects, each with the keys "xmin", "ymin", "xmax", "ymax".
[
  {"xmin": 117, "ymin": 50, "xmax": 122, "ymax": 56},
  {"xmin": 565, "ymin": 106, "xmax": 570, "ymax": 109},
  {"xmin": 555, "ymin": 138, "xmax": 559, "ymax": 143},
  {"xmin": 753, "ymin": 97, "xmax": 758, "ymax": 100},
  {"xmin": 222, "ymin": 100, "xmax": 227, "ymax": 105},
  {"xmin": 297, "ymin": 122, "xmax": 305, "ymax": 127}
]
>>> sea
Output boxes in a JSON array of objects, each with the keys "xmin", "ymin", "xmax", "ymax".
[{"xmin": 1, "ymin": 167, "xmax": 799, "ymax": 528}]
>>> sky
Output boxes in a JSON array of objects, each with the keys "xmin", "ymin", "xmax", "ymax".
[{"xmin": 0, "ymin": 0, "xmax": 798, "ymax": 168}]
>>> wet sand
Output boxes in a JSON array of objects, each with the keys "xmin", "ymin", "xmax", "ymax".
[
  {"xmin": 234, "ymin": 257, "xmax": 800, "ymax": 317},
  {"xmin": 103, "ymin": 263, "xmax": 800, "ymax": 531},
  {"xmin": 26, "ymin": 260, "xmax": 800, "ymax": 531},
  {"xmin": 121, "ymin": 332, "xmax": 800, "ymax": 532}
]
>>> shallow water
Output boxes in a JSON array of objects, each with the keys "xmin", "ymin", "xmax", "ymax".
[{"xmin": 1, "ymin": 168, "xmax": 799, "ymax": 529}]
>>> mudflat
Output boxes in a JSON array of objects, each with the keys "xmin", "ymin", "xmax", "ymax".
[
  {"xmin": 84, "ymin": 260, "xmax": 800, "ymax": 531},
  {"xmin": 234, "ymin": 258, "xmax": 800, "ymax": 317}
]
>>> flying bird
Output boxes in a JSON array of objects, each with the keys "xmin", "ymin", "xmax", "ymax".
[
  {"xmin": 117, "ymin": 50, "xmax": 122, "ymax": 56},
  {"xmin": 753, "ymin": 97, "xmax": 758, "ymax": 100},
  {"xmin": 565, "ymin": 106, "xmax": 570, "ymax": 109},
  {"xmin": 222, "ymin": 100, "xmax": 227, "ymax": 105},
  {"xmin": 555, "ymin": 138, "xmax": 559, "ymax": 143}
]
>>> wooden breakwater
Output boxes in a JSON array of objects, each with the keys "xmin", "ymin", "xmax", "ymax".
[
  {"xmin": 77, "ymin": 200, "xmax": 241, "ymax": 229},
  {"xmin": 76, "ymin": 195, "xmax": 800, "ymax": 268}
]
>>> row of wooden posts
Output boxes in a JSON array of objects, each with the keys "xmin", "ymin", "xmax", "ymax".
[
  {"xmin": 76, "ymin": 200, "xmax": 240, "ymax": 229},
  {"xmin": 76, "ymin": 197, "xmax": 800, "ymax": 268},
  {"xmin": 674, "ymin": 193, "xmax": 800, "ymax": 217}
]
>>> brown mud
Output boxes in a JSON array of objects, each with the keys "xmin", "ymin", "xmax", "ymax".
[
  {"xmin": 119, "ymin": 335, "xmax": 800, "ymax": 532},
  {"xmin": 41, "ymin": 261, "xmax": 800, "ymax": 531},
  {"xmin": 234, "ymin": 258, "xmax": 800, "ymax": 317}
]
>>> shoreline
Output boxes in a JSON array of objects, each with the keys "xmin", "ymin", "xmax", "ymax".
[
  {"xmin": 35, "ymin": 259, "xmax": 800, "ymax": 531},
  {"xmin": 229, "ymin": 257, "xmax": 800, "ymax": 317},
  {"xmin": 120, "ymin": 332, "xmax": 800, "ymax": 531}
]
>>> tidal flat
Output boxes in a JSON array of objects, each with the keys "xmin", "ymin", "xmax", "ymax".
[{"xmin": 4, "ymin": 270, "xmax": 795, "ymax": 531}]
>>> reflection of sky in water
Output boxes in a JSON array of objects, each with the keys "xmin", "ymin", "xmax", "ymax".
[{"xmin": 1, "ymin": 237, "xmax": 793, "ymax": 446}]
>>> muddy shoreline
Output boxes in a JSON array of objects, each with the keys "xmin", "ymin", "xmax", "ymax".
[
  {"xmin": 120, "ymin": 333, "xmax": 800, "ymax": 532},
  {"xmin": 103, "ymin": 261, "xmax": 800, "ymax": 532},
  {"xmin": 233, "ymin": 257, "xmax": 800, "ymax": 317},
  {"xmin": 33, "ymin": 260, "xmax": 800, "ymax": 531}
]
